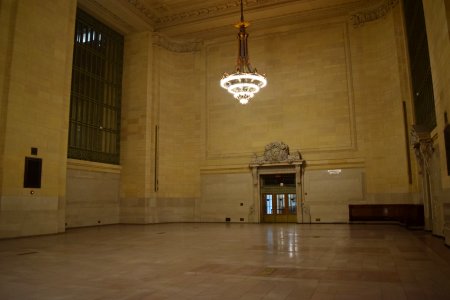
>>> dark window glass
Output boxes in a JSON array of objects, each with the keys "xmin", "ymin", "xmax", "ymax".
[
  {"xmin": 68, "ymin": 9, "xmax": 123, "ymax": 164},
  {"xmin": 403, "ymin": 0, "xmax": 436, "ymax": 131},
  {"xmin": 445, "ymin": 125, "xmax": 450, "ymax": 175}
]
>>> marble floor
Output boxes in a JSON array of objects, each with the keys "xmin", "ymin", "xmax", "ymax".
[{"xmin": 1, "ymin": 223, "xmax": 450, "ymax": 300}]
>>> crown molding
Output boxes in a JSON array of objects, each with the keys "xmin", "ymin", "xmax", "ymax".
[
  {"xmin": 153, "ymin": 0, "xmax": 242, "ymax": 27},
  {"xmin": 126, "ymin": 0, "xmax": 365, "ymax": 31},
  {"xmin": 78, "ymin": 0, "xmax": 153, "ymax": 34},
  {"xmin": 125, "ymin": 0, "xmax": 158, "ymax": 25},
  {"xmin": 157, "ymin": 0, "xmax": 367, "ymax": 39},
  {"xmin": 126, "ymin": 0, "xmax": 264, "ymax": 29},
  {"xmin": 82, "ymin": 0, "xmax": 394, "ymax": 37},
  {"xmin": 350, "ymin": 0, "xmax": 399, "ymax": 27}
]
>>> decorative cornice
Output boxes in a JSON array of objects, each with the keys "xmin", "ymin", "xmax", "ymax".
[
  {"xmin": 153, "ymin": 33, "xmax": 202, "ymax": 53},
  {"xmin": 350, "ymin": 0, "xmax": 399, "ymax": 27},
  {"xmin": 155, "ymin": 1, "xmax": 242, "ymax": 25},
  {"xmin": 81, "ymin": 0, "xmax": 135, "ymax": 33},
  {"xmin": 126, "ymin": 0, "xmax": 241, "ymax": 26},
  {"xmin": 127, "ymin": 0, "xmax": 299, "ymax": 28},
  {"xmin": 127, "ymin": 0, "xmax": 158, "ymax": 25}
]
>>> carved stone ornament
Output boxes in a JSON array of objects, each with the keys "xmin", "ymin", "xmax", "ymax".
[
  {"xmin": 127, "ymin": 0, "xmax": 267, "ymax": 27},
  {"xmin": 350, "ymin": 0, "xmax": 399, "ymax": 27},
  {"xmin": 251, "ymin": 141, "xmax": 302, "ymax": 165},
  {"xmin": 410, "ymin": 125, "xmax": 434, "ymax": 173}
]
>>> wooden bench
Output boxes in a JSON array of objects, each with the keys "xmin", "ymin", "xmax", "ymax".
[{"xmin": 349, "ymin": 204, "xmax": 424, "ymax": 227}]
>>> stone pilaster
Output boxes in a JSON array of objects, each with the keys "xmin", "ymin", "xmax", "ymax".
[
  {"xmin": 120, "ymin": 31, "xmax": 156, "ymax": 223},
  {"xmin": 0, "ymin": 0, "xmax": 77, "ymax": 237}
]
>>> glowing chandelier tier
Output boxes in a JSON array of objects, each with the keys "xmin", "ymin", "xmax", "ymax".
[{"xmin": 220, "ymin": 0, "xmax": 267, "ymax": 105}]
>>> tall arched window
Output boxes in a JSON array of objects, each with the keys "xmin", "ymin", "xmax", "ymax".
[
  {"xmin": 404, "ymin": 0, "xmax": 436, "ymax": 132},
  {"xmin": 68, "ymin": 9, "xmax": 123, "ymax": 164}
]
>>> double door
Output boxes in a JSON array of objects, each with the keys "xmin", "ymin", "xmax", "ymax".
[{"xmin": 262, "ymin": 193, "xmax": 297, "ymax": 223}]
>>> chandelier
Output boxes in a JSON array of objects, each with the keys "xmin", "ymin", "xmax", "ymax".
[{"xmin": 220, "ymin": 0, "xmax": 267, "ymax": 105}]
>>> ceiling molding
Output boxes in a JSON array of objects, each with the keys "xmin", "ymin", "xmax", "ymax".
[
  {"xmin": 80, "ymin": 0, "xmax": 383, "ymax": 38},
  {"xmin": 157, "ymin": 0, "xmax": 366, "ymax": 39},
  {"xmin": 125, "ymin": 0, "xmax": 267, "ymax": 29},
  {"xmin": 350, "ymin": 0, "xmax": 399, "ymax": 27},
  {"xmin": 78, "ymin": 0, "xmax": 134, "ymax": 34},
  {"xmin": 125, "ymin": 0, "xmax": 365, "ymax": 30},
  {"xmin": 125, "ymin": 0, "xmax": 158, "ymax": 26}
]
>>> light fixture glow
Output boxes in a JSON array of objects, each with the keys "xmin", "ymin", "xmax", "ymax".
[
  {"xmin": 220, "ymin": 0, "xmax": 267, "ymax": 105},
  {"xmin": 327, "ymin": 169, "xmax": 342, "ymax": 175}
]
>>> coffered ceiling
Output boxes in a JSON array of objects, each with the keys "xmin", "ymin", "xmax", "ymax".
[{"xmin": 78, "ymin": 0, "xmax": 375, "ymax": 38}]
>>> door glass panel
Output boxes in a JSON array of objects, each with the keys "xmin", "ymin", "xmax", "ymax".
[
  {"xmin": 265, "ymin": 194, "xmax": 273, "ymax": 214},
  {"xmin": 288, "ymin": 194, "xmax": 296, "ymax": 214},
  {"xmin": 276, "ymin": 194, "xmax": 285, "ymax": 214}
]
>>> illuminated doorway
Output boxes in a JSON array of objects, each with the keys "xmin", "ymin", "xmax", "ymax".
[{"xmin": 261, "ymin": 174, "xmax": 297, "ymax": 223}]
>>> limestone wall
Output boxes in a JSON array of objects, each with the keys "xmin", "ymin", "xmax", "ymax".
[
  {"xmin": 120, "ymin": 33, "xmax": 202, "ymax": 224},
  {"xmin": 120, "ymin": 31, "xmax": 155, "ymax": 224},
  {"xmin": 205, "ymin": 22, "xmax": 358, "ymax": 160},
  {"xmin": 0, "ymin": 0, "xmax": 15, "ymax": 199},
  {"xmin": 0, "ymin": 0, "xmax": 76, "ymax": 238},
  {"xmin": 199, "ymin": 3, "xmax": 416, "ymax": 222},
  {"xmin": 152, "ymin": 39, "xmax": 202, "ymax": 222},
  {"xmin": 3, "ymin": 0, "xmax": 448, "ymax": 237},
  {"xmin": 304, "ymin": 168, "xmax": 364, "ymax": 223},
  {"xmin": 66, "ymin": 160, "xmax": 120, "ymax": 228},
  {"xmin": 350, "ymin": 7, "xmax": 413, "ymax": 199},
  {"xmin": 422, "ymin": 0, "xmax": 450, "ymax": 243},
  {"xmin": 200, "ymin": 172, "xmax": 253, "ymax": 223}
]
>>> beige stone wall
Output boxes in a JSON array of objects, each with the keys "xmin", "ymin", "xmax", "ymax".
[
  {"xmin": 199, "ymin": 4, "xmax": 415, "ymax": 223},
  {"xmin": 422, "ymin": 0, "xmax": 450, "ymax": 241},
  {"xmin": 0, "ymin": 0, "xmax": 17, "ymax": 199},
  {"xmin": 157, "ymin": 47, "xmax": 201, "ymax": 199},
  {"xmin": 66, "ymin": 160, "xmax": 120, "ymax": 228},
  {"xmin": 0, "ymin": 0, "xmax": 76, "ymax": 238},
  {"xmin": 304, "ymin": 168, "xmax": 364, "ymax": 223},
  {"xmin": 120, "ymin": 31, "xmax": 155, "ymax": 224},
  {"xmin": 423, "ymin": 0, "xmax": 450, "ymax": 189},
  {"xmin": 152, "ymin": 40, "xmax": 202, "ymax": 222},
  {"xmin": 201, "ymin": 173, "xmax": 253, "ymax": 222},
  {"xmin": 120, "ymin": 33, "xmax": 202, "ymax": 224},
  {"xmin": 206, "ymin": 23, "xmax": 355, "ymax": 159},
  {"xmin": 350, "ymin": 7, "xmax": 414, "ymax": 199}
]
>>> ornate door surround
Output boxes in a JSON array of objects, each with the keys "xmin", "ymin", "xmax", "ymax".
[{"xmin": 249, "ymin": 142, "xmax": 305, "ymax": 223}]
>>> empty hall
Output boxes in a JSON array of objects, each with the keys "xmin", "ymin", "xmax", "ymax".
[{"xmin": 1, "ymin": 0, "xmax": 450, "ymax": 299}]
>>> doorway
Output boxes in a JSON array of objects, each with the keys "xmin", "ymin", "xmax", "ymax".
[{"xmin": 260, "ymin": 174, "xmax": 297, "ymax": 223}]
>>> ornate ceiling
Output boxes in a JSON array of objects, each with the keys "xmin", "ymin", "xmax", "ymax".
[{"xmin": 78, "ymin": 0, "xmax": 389, "ymax": 38}]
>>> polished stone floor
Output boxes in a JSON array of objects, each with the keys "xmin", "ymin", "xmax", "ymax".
[{"xmin": 1, "ymin": 223, "xmax": 450, "ymax": 300}]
